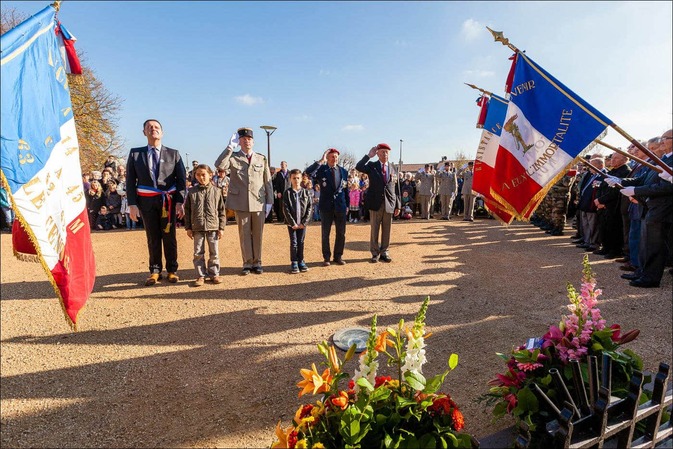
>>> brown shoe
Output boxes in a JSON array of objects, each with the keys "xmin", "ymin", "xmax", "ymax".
[
  {"xmin": 210, "ymin": 275, "xmax": 222, "ymax": 284},
  {"xmin": 167, "ymin": 272, "xmax": 179, "ymax": 283},
  {"xmin": 620, "ymin": 263, "xmax": 636, "ymax": 272},
  {"xmin": 193, "ymin": 277, "xmax": 205, "ymax": 287},
  {"xmin": 145, "ymin": 273, "xmax": 160, "ymax": 286}
]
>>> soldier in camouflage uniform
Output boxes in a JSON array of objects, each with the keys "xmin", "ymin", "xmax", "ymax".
[
  {"xmin": 533, "ymin": 191, "xmax": 553, "ymax": 230},
  {"xmin": 547, "ymin": 169, "xmax": 577, "ymax": 236}
]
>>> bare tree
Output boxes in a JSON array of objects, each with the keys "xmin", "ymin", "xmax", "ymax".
[
  {"xmin": 453, "ymin": 150, "xmax": 470, "ymax": 169},
  {"xmin": 339, "ymin": 151, "xmax": 357, "ymax": 172},
  {"xmin": 1, "ymin": 7, "xmax": 124, "ymax": 174}
]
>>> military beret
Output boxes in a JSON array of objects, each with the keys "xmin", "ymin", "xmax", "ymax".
[
  {"xmin": 237, "ymin": 127, "xmax": 254, "ymax": 139},
  {"xmin": 327, "ymin": 148, "xmax": 340, "ymax": 155},
  {"xmin": 376, "ymin": 143, "xmax": 391, "ymax": 151}
]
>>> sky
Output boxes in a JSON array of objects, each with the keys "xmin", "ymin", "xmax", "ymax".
[{"xmin": 3, "ymin": 1, "xmax": 672, "ymax": 171}]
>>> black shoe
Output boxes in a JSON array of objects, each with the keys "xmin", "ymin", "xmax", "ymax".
[
  {"xmin": 620, "ymin": 263, "xmax": 637, "ymax": 272},
  {"xmin": 576, "ymin": 243, "xmax": 589, "ymax": 248},
  {"xmin": 570, "ymin": 234, "xmax": 581, "ymax": 240},
  {"xmin": 593, "ymin": 249, "xmax": 609, "ymax": 255},
  {"xmin": 334, "ymin": 258, "xmax": 346, "ymax": 265},
  {"xmin": 603, "ymin": 253, "xmax": 621, "ymax": 259},
  {"xmin": 621, "ymin": 273, "xmax": 640, "ymax": 280},
  {"xmin": 571, "ymin": 238, "xmax": 584, "ymax": 244},
  {"xmin": 370, "ymin": 257, "xmax": 379, "ymax": 263},
  {"xmin": 629, "ymin": 279, "xmax": 660, "ymax": 288},
  {"xmin": 550, "ymin": 229, "xmax": 564, "ymax": 236},
  {"xmin": 380, "ymin": 254, "xmax": 392, "ymax": 263},
  {"xmin": 323, "ymin": 260, "xmax": 331, "ymax": 267},
  {"xmin": 241, "ymin": 268, "xmax": 251, "ymax": 276},
  {"xmin": 252, "ymin": 266, "xmax": 263, "ymax": 274},
  {"xmin": 585, "ymin": 246, "xmax": 598, "ymax": 252}
]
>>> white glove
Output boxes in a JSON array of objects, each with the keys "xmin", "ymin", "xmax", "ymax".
[
  {"xmin": 418, "ymin": 168, "xmax": 425, "ymax": 173},
  {"xmin": 265, "ymin": 204, "xmax": 272, "ymax": 217},
  {"xmin": 658, "ymin": 170, "xmax": 673, "ymax": 183},
  {"xmin": 604, "ymin": 176, "xmax": 621, "ymax": 187},
  {"xmin": 228, "ymin": 132, "xmax": 239, "ymax": 149},
  {"xmin": 620, "ymin": 187, "xmax": 635, "ymax": 197}
]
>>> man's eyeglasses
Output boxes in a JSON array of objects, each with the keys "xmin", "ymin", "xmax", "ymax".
[{"xmin": 661, "ymin": 136, "xmax": 672, "ymax": 141}]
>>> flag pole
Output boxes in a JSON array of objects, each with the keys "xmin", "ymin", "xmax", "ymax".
[
  {"xmin": 464, "ymin": 83, "xmax": 493, "ymax": 97},
  {"xmin": 486, "ymin": 27, "xmax": 672, "ymax": 176},
  {"xmin": 578, "ymin": 159, "xmax": 623, "ymax": 189},
  {"xmin": 594, "ymin": 139, "xmax": 660, "ymax": 172}
]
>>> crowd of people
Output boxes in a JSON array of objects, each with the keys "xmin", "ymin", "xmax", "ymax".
[
  {"xmin": 2, "ymin": 121, "xmax": 670, "ymax": 292},
  {"xmin": 529, "ymin": 128, "xmax": 673, "ymax": 289}
]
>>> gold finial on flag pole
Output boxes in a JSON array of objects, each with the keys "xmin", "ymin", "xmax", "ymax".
[
  {"xmin": 486, "ymin": 27, "xmax": 519, "ymax": 53},
  {"xmin": 464, "ymin": 83, "xmax": 493, "ymax": 97},
  {"xmin": 51, "ymin": 1, "xmax": 62, "ymax": 12}
]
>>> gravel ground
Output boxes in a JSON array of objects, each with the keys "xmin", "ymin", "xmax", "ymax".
[{"xmin": 1, "ymin": 218, "xmax": 671, "ymax": 448}]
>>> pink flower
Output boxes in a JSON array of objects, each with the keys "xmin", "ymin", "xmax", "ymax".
[{"xmin": 516, "ymin": 361, "xmax": 543, "ymax": 372}]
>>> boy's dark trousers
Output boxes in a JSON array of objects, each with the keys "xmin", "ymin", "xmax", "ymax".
[{"xmin": 288, "ymin": 227, "xmax": 306, "ymax": 262}]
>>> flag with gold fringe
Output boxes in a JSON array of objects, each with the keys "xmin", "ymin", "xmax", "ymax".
[
  {"xmin": 491, "ymin": 52, "xmax": 613, "ymax": 218},
  {"xmin": 1, "ymin": 4, "xmax": 95, "ymax": 330}
]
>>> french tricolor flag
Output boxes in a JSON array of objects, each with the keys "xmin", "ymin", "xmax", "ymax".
[
  {"xmin": 491, "ymin": 52, "xmax": 612, "ymax": 218},
  {"xmin": 55, "ymin": 20, "xmax": 82, "ymax": 75},
  {"xmin": 472, "ymin": 94, "xmax": 515, "ymax": 224},
  {"xmin": 1, "ymin": 5, "xmax": 94, "ymax": 329}
]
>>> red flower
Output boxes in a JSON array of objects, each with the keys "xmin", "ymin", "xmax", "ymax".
[
  {"xmin": 374, "ymin": 375, "xmax": 392, "ymax": 388},
  {"xmin": 288, "ymin": 430, "xmax": 298, "ymax": 449},
  {"xmin": 429, "ymin": 396, "xmax": 451, "ymax": 416},
  {"xmin": 504, "ymin": 393, "xmax": 517, "ymax": 413}
]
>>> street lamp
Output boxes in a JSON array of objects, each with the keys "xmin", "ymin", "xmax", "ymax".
[
  {"xmin": 185, "ymin": 152, "xmax": 190, "ymax": 167},
  {"xmin": 260, "ymin": 125, "xmax": 277, "ymax": 166}
]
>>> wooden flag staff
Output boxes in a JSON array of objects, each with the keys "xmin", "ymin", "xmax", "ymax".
[
  {"xmin": 594, "ymin": 140, "xmax": 660, "ymax": 173},
  {"xmin": 486, "ymin": 27, "xmax": 672, "ymax": 176}
]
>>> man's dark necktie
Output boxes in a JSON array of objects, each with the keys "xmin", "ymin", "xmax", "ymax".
[
  {"xmin": 332, "ymin": 167, "xmax": 337, "ymax": 187},
  {"xmin": 152, "ymin": 148, "xmax": 159, "ymax": 180}
]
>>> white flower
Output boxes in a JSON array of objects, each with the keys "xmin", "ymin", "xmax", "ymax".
[
  {"xmin": 401, "ymin": 331, "xmax": 427, "ymax": 375},
  {"xmin": 352, "ymin": 354, "xmax": 378, "ymax": 394}
]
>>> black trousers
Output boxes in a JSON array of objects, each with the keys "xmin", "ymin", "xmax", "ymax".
[
  {"xmin": 138, "ymin": 196, "xmax": 178, "ymax": 274},
  {"xmin": 640, "ymin": 220, "xmax": 672, "ymax": 283},
  {"xmin": 320, "ymin": 209, "xmax": 346, "ymax": 261},
  {"xmin": 287, "ymin": 226, "xmax": 306, "ymax": 263}
]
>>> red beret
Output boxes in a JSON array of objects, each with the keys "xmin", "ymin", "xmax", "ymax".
[
  {"xmin": 376, "ymin": 143, "xmax": 391, "ymax": 151},
  {"xmin": 327, "ymin": 148, "xmax": 340, "ymax": 155}
]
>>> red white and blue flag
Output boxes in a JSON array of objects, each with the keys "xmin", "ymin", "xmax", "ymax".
[
  {"xmin": 55, "ymin": 21, "xmax": 82, "ymax": 75},
  {"xmin": 491, "ymin": 52, "xmax": 612, "ymax": 217},
  {"xmin": 472, "ymin": 93, "xmax": 514, "ymax": 224},
  {"xmin": 1, "ymin": 5, "xmax": 95, "ymax": 329}
]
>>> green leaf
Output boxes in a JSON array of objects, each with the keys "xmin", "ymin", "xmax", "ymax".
[
  {"xmin": 356, "ymin": 377, "xmax": 375, "ymax": 392},
  {"xmin": 592, "ymin": 342, "xmax": 604, "ymax": 351},
  {"xmin": 493, "ymin": 400, "xmax": 507, "ymax": 417},
  {"xmin": 370, "ymin": 386, "xmax": 393, "ymax": 402},
  {"xmin": 418, "ymin": 434, "xmax": 437, "ymax": 448},
  {"xmin": 496, "ymin": 352, "xmax": 510, "ymax": 361},
  {"xmin": 405, "ymin": 371, "xmax": 426, "ymax": 391},
  {"xmin": 540, "ymin": 374, "xmax": 552, "ymax": 386},
  {"xmin": 423, "ymin": 371, "xmax": 448, "ymax": 394},
  {"xmin": 513, "ymin": 386, "xmax": 538, "ymax": 415},
  {"xmin": 448, "ymin": 353, "xmax": 459, "ymax": 370}
]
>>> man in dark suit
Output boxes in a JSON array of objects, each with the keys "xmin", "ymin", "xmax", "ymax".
[
  {"xmin": 127, "ymin": 119, "xmax": 187, "ymax": 286},
  {"xmin": 272, "ymin": 161, "xmax": 290, "ymax": 223},
  {"xmin": 306, "ymin": 148, "xmax": 349, "ymax": 266},
  {"xmin": 356, "ymin": 143, "xmax": 401, "ymax": 262},
  {"xmin": 611, "ymin": 129, "xmax": 673, "ymax": 288}
]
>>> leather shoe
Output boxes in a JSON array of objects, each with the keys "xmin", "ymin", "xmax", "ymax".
[
  {"xmin": 620, "ymin": 264, "xmax": 636, "ymax": 272},
  {"xmin": 210, "ymin": 275, "xmax": 222, "ymax": 284},
  {"xmin": 370, "ymin": 257, "xmax": 379, "ymax": 263},
  {"xmin": 145, "ymin": 273, "xmax": 161, "ymax": 286},
  {"xmin": 621, "ymin": 273, "xmax": 640, "ymax": 280},
  {"xmin": 193, "ymin": 277, "xmax": 205, "ymax": 287},
  {"xmin": 585, "ymin": 246, "xmax": 598, "ymax": 252},
  {"xmin": 252, "ymin": 266, "xmax": 263, "ymax": 274},
  {"xmin": 323, "ymin": 260, "xmax": 331, "ymax": 267},
  {"xmin": 380, "ymin": 254, "xmax": 392, "ymax": 263},
  {"xmin": 241, "ymin": 267, "xmax": 251, "ymax": 276},
  {"xmin": 615, "ymin": 257, "xmax": 630, "ymax": 263},
  {"xmin": 593, "ymin": 249, "xmax": 609, "ymax": 255},
  {"xmin": 629, "ymin": 279, "xmax": 660, "ymax": 288},
  {"xmin": 167, "ymin": 272, "xmax": 179, "ymax": 283},
  {"xmin": 576, "ymin": 243, "xmax": 589, "ymax": 248},
  {"xmin": 603, "ymin": 253, "xmax": 621, "ymax": 259},
  {"xmin": 334, "ymin": 258, "xmax": 346, "ymax": 265}
]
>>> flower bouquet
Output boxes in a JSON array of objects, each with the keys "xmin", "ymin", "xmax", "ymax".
[
  {"xmin": 483, "ymin": 255, "xmax": 643, "ymax": 444},
  {"xmin": 272, "ymin": 297, "xmax": 475, "ymax": 449}
]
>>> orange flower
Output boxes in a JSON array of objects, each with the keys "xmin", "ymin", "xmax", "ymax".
[
  {"xmin": 330, "ymin": 391, "xmax": 349, "ymax": 410},
  {"xmin": 328, "ymin": 345, "xmax": 341, "ymax": 374},
  {"xmin": 374, "ymin": 331, "xmax": 393, "ymax": 352},
  {"xmin": 451, "ymin": 408, "xmax": 465, "ymax": 431},
  {"xmin": 297, "ymin": 363, "xmax": 332, "ymax": 397},
  {"xmin": 271, "ymin": 421, "xmax": 294, "ymax": 448}
]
